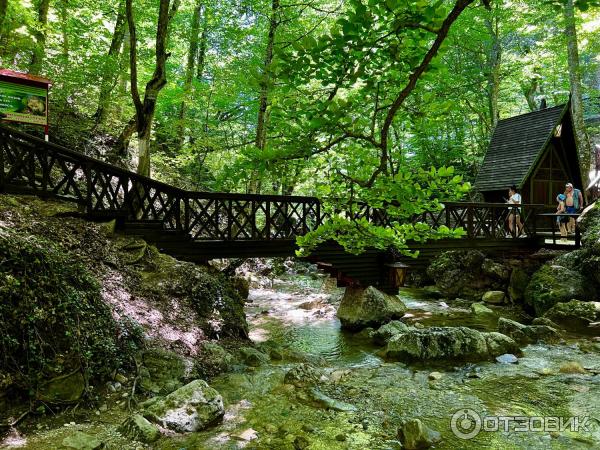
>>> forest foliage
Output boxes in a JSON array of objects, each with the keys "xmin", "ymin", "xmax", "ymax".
[{"xmin": 1, "ymin": 0, "xmax": 599, "ymax": 252}]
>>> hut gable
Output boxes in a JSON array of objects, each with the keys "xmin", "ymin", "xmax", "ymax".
[{"xmin": 475, "ymin": 104, "xmax": 569, "ymax": 192}]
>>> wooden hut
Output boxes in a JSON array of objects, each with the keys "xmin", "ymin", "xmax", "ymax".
[{"xmin": 475, "ymin": 102, "xmax": 583, "ymax": 207}]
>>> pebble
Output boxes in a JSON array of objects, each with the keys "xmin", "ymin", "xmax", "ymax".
[
  {"xmin": 428, "ymin": 371, "xmax": 443, "ymax": 381},
  {"xmin": 496, "ymin": 354, "xmax": 518, "ymax": 364},
  {"xmin": 114, "ymin": 373, "xmax": 128, "ymax": 384}
]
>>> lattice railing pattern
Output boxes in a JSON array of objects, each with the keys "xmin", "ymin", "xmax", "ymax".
[{"xmin": 0, "ymin": 126, "xmax": 543, "ymax": 243}]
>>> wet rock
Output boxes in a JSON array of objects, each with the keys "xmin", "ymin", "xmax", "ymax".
[
  {"xmin": 508, "ymin": 268, "xmax": 530, "ymax": 303},
  {"xmin": 37, "ymin": 370, "xmax": 85, "ymax": 404},
  {"xmin": 335, "ymin": 433, "xmax": 347, "ymax": 441},
  {"xmin": 385, "ymin": 326, "xmax": 519, "ymax": 362},
  {"xmin": 330, "ymin": 369, "xmax": 351, "ymax": 384},
  {"xmin": 482, "ymin": 290, "xmax": 505, "ymax": 304},
  {"xmin": 428, "ymin": 371, "xmax": 443, "ymax": 381},
  {"xmin": 371, "ymin": 320, "xmax": 411, "ymax": 345},
  {"xmin": 398, "ymin": 418, "xmax": 441, "ymax": 449},
  {"xmin": 337, "ymin": 286, "xmax": 407, "ymax": 330},
  {"xmin": 238, "ymin": 347, "xmax": 270, "ymax": 367},
  {"xmin": 114, "ymin": 373, "xmax": 128, "ymax": 384},
  {"xmin": 470, "ymin": 303, "xmax": 495, "ymax": 316},
  {"xmin": 496, "ymin": 353, "xmax": 518, "ymax": 364},
  {"xmin": 139, "ymin": 348, "xmax": 193, "ymax": 395},
  {"xmin": 62, "ymin": 431, "xmax": 103, "ymax": 450},
  {"xmin": 119, "ymin": 414, "xmax": 160, "ymax": 443},
  {"xmin": 301, "ymin": 424, "xmax": 315, "ymax": 433},
  {"xmin": 231, "ymin": 428, "xmax": 258, "ymax": 442},
  {"xmin": 298, "ymin": 300, "xmax": 323, "ymax": 310},
  {"xmin": 524, "ymin": 264, "xmax": 596, "ymax": 315},
  {"xmin": 559, "ymin": 361, "xmax": 587, "ymax": 374},
  {"xmin": 143, "ymin": 379, "xmax": 224, "ymax": 432},
  {"xmin": 543, "ymin": 300, "xmax": 600, "ymax": 331},
  {"xmin": 531, "ymin": 317, "xmax": 561, "ymax": 329},
  {"xmin": 497, "ymin": 317, "xmax": 561, "ymax": 344},
  {"xmin": 308, "ymin": 387, "xmax": 357, "ymax": 412},
  {"xmin": 284, "ymin": 364, "xmax": 323, "ymax": 388}
]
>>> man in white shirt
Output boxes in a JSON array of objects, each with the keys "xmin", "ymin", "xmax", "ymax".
[{"xmin": 506, "ymin": 185, "xmax": 523, "ymax": 236}]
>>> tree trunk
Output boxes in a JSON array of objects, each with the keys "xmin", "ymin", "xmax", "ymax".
[
  {"xmin": 521, "ymin": 79, "xmax": 539, "ymax": 112},
  {"xmin": 58, "ymin": 0, "xmax": 69, "ymax": 60},
  {"xmin": 0, "ymin": 0, "xmax": 8, "ymax": 62},
  {"xmin": 30, "ymin": 0, "xmax": 50, "ymax": 74},
  {"xmin": 177, "ymin": 1, "xmax": 203, "ymax": 148},
  {"xmin": 249, "ymin": 0, "xmax": 280, "ymax": 194},
  {"xmin": 126, "ymin": 0, "xmax": 179, "ymax": 177},
  {"xmin": 564, "ymin": 0, "xmax": 591, "ymax": 181},
  {"xmin": 485, "ymin": 9, "xmax": 501, "ymax": 130},
  {"xmin": 196, "ymin": 17, "xmax": 208, "ymax": 80},
  {"xmin": 94, "ymin": 0, "xmax": 127, "ymax": 125}
]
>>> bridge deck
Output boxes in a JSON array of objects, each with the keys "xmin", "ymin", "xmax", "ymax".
[{"xmin": 0, "ymin": 126, "xmax": 576, "ymax": 293}]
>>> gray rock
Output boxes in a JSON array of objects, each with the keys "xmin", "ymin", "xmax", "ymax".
[
  {"xmin": 337, "ymin": 286, "xmax": 407, "ymax": 330},
  {"xmin": 118, "ymin": 414, "xmax": 160, "ymax": 443},
  {"xmin": 482, "ymin": 291, "xmax": 505, "ymax": 304},
  {"xmin": 496, "ymin": 353, "xmax": 518, "ymax": 364},
  {"xmin": 61, "ymin": 432, "xmax": 103, "ymax": 450},
  {"xmin": 524, "ymin": 265, "xmax": 596, "ymax": 315},
  {"xmin": 498, "ymin": 317, "xmax": 561, "ymax": 344},
  {"xmin": 385, "ymin": 326, "xmax": 519, "ymax": 362},
  {"xmin": 143, "ymin": 379, "xmax": 224, "ymax": 432},
  {"xmin": 398, "ymin": 418, "xmax": 441, "ymax": 449},
  {"xmin": 371, "ymin": 320, "xmax": 411, "ymax": 345}
]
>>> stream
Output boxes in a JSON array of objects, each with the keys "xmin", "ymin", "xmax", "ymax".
[
  {"xmin": 2, "ymin": 271, "xmax": 600, "ymax": 449},
  {"xmin": 164, "ymin": 272, "xmax": 600, "ymax": 449}
]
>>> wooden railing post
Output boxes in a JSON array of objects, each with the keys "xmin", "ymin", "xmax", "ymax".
[
  {"xmin": 467, "ymin": 205, "xmax": 474, "ymax": 238},
  {"xmin": 0, "ymin": 132, "xmax": 5, "ymax": 191},
  {"xmin": 266, "ymin": 200, "xmax": 271, "ymax": 240},
  {"xmin": 85, "ymin": 161, "xmax": 93, "ymax": 213},
  {"xmin": 184, "ymin": 196, "xmax": 190, "ymax": 234}
]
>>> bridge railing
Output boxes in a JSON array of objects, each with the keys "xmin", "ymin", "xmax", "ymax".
[{"xmin": 412, "ymin": 202, "xmax": 544, "ymax": 239}]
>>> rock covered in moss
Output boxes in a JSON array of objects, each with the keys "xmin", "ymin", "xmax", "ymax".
[
  {"xmin": 497, "ymin": 318, "xmax": 561, "ymax": 344},
  {"xmin": 337, "ymin": 286, "xmax": 407, "ymax": 330},
  {"xmin": 284, "ymin": 364, "xmax": 323, "ymax": 388},
  {"xmin": 508, "ymin": 268, "xmax": 530, "ymax": 303},
  {"xmin": 470, "ymin": 303, "xmax": 495, "ymax": 316},
  {"xmin": 143, "ymin": 379, "xmax": 224, "ymax": 432},
  {"xmin": 482, "ymin": 291, "xmax": 506, "ymax": 304},
  {"xmin": 197, "ymin": 342, "xmax": 234, "ymax": 377},
  {"xmin": 385, "ymin": 326, "xmax": 519, "ymax": 362},
  {"xmin": 371, "ymin": 320, "xmax": 410, "ymax": 345},
  {"xmin": 37, "ymin": 370, "xmax": 85, "ymax": 404},
  {"xmin": 62, "ymin": 431, "xmax": 104, "ymax": 450},
  {"xmin": 139, "ymin": 348, "xmax": 194, "ymax": 395},
  {"xmin": 543, "ymin": 300, "xmax": 600, "ymax": 332},
  {"xmin": 398, "ymin": 418, "xmax": 441, "ymax": 449},
  {"xmin": 524, "ymin": 264, "xmax": 596, "ymax": 315},
  {"xmin": 426, "ymin": 251, "xmax": 509, "ymax": 300},
  {"xmin": 119, "ymin": 414, "xmax": 161, "ymax": 443},
  {"xmin": 238, "ymin": 347, "xmax": 270, "ymax": 367}
]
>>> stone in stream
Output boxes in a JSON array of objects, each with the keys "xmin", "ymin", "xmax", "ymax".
[
  {"xmin": 397, "ymin": 418, "xmax": 441, "ymax": 449},
  {"xmin": 61, "ymin": 432, "xmax": 103, "ymax": 450},
  {"xmin": 385, "ymin": 326, "xmax": 519, "ymax": 362},
  {"xmin": 428, "ymin": 371, "xmax": 443, "ymax": 381},
  {"xmin": 238, "ymin": 347, "xmax": 270, "ymax": 367},
  {"xmin": 482, "ymin": 290, "xmax": 506, "ymax": 304},
  {"xmin": 497, "ymin": 317, "xmax": 561, "ymax": 344},
  {"xmin": 371, "ymin": 320, "xmax": 411, "ymax": 345},
  {"xmin": 308, "ymin": 387, "xmax": 357, "ymax": 412},
  {"xmin": 543, "ymin": 300, "xmax": 600, "ymax": 331},
  {"xmin": 284, "ymin": 364, "xmax": 324, "ymax": 388},
  {"xmin": 142, "ymin": 379, "xmax": 224, "ymax": 432},
  {"xmin": 470, "ymin": 302, "xmax": 495, "ymax": 316},
  {"xmin": 118, "ymin": 414, "xmax": 161, "ymax": 443},
  {"xmin": 524, "ymin": 264, "xmax": 596, "ymax": 315},
  {"xmin": 496, "ymin": 353, "xmax": 518, "ymax": 364},
  {"xmin": 337, "ymin": 286, "xmax": 407, "ymax": 330}
]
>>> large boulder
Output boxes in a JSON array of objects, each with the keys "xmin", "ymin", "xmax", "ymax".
[
  {"xmin": 337, "ymin": 286, "xmax": 406, "ymax": 330},
  {"xmin": 119, "ymin": 414, "xmax": 161, "ymax": 443},
  {"xmin": 497, "ymin": 317, "xmax": 561, "ymax": 344},
  {"xmin": 143, "ymin": 379, "xmax": 224, "ymax": 432},
  {"xmin": 580, "ymin": 202, "xmax": 600, "ymax": 254},
  {"xmin": 543, "ymin": 300, "xmax": 600, "ymax": 332},
  {"xmin": 524, "ymin": 264, "xmax": 596, "ymax": 316},
  {"xmin": 385, "ymin": 326, "xmax": 519, "ymax": 362},
  {"xmin": 426, "ymin": 251, "xmax": 509, "ymax": 300}
]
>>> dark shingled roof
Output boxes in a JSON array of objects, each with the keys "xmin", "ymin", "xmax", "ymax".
[{"xmin": 475, "ymin": 103, "xmax": 569, "ymax": 192}]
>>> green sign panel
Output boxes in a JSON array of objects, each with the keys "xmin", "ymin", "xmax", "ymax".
[{"xmin": 0, "ymin": 81, "xmax": 48, "ymax": 125}]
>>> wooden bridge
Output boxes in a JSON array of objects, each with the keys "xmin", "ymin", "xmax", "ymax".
[{"xmin": 0, "ymin": 126, "xmax": 571, "ymax": 293}]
